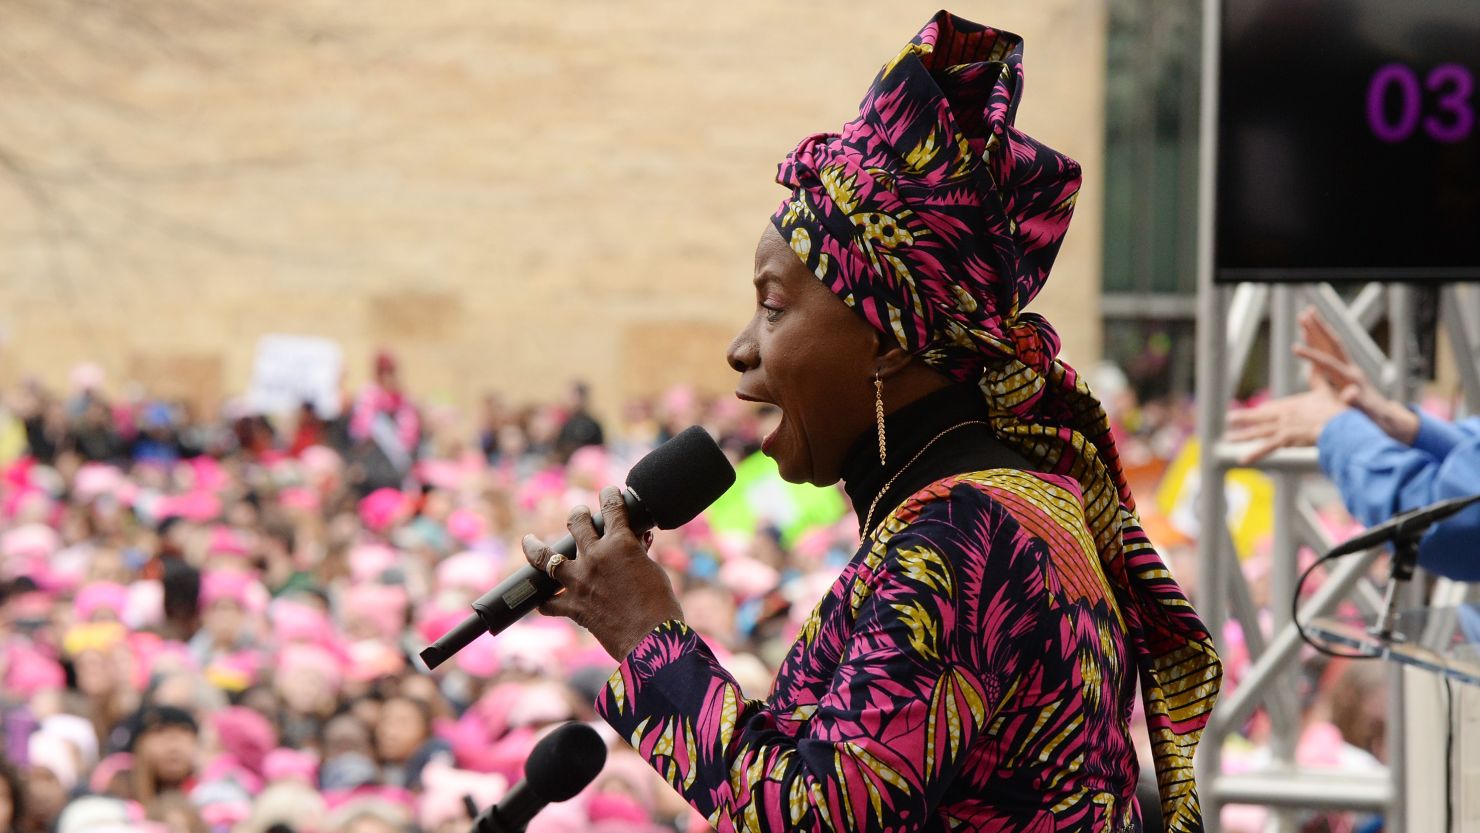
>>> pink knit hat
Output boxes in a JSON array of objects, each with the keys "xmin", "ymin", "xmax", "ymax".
[
  {"xmin": 347, "ymin": 544, "xmax": 398, "ymax": 584},
  {"xmin": 277, "ymin": 643, "xmax": 344, "ymax": 692},
  {"xmin": 200, "ymin": 571, "xmax": 269, "ymax": 614},
  {"xmin": 3, "ymin": 642, "xmax": 66, "ymax": 696},
  {"xmin": 416, "ymin": 761, "xmax": 507, "ymax": 830},
  {"xmin": 342, "ymin": 585, "xmax": 408, "ymax": 641},
  {"xmin": 2, "ymin": 522, "xmax": 60, "ymax": 560},
  {"xmin": 262, "ymin": 748, "xmax": 319, "ymax": 785},
  {"xmin": 270, "ymin": 599, "xmax": 336, "ymax": 648},
  {"xmin": 445, "ymin": 508, "xmax": 489, "ymax": 546},
  {"xmin": 213, "ymin": 706, "xmax": 277, "ymax": 776},
  {"xmin": 156, "ymin": 491, "xmax": 222, "ymax": 523},
  {"xmin": 278, "ymin": 486, "xmax": 321, "ymax": 513},
  {"xmin": 207, "ymin": 525, "xmax": 252, "ymax": 558},
  {"xmin": 73, "ymin": 464, "xmax": 126, "ymax": 503},
  {"xmin": 184, "ymin": 456, "xmax": 230, "ymax": 493},
  {"xmin": 76, "ymin": 582, "xmax": 130, "ymax": 622},
  {"xmin": 345, "ymin": 639, "xmax": 405, "ymax": 683},
  {"xmin": 436, "ymin": 551, "xmax": 501, "ymax": 594},
  {"xmin": 359, "ymin": 488, "xmax": 410, "ymax": 534}
]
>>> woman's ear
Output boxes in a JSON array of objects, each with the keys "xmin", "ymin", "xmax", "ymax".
[{"xmin": 873, "ymin": 342, "xmax": 916, "ymax": 381}]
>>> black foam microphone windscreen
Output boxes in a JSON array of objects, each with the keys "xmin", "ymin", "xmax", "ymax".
[
  {"xmin": 625, "ymin": 425, "xmax": 737, "ymax": 530},
  {"xmin": 524, "ymin": 722, "xmax": 608, "ymax": 802}
]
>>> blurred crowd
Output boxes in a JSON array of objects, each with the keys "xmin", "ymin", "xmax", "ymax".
[{"xmin": 0, "ymin": 353, "xmax": 1395, "ymax": 833}]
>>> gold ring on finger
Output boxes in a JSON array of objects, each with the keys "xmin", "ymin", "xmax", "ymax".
[{"xmin": 545, "ymin": 553, "xmax": 569, "ymax": 580}]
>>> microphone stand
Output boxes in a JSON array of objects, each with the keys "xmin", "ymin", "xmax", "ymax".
[
  {"xmin": 1370, "ymin": 530, "xmax": 1424, "ymax": 643},
  {"xmin": 1363, "ymin": 492, "xmax": 1480, "ymax": 643}
]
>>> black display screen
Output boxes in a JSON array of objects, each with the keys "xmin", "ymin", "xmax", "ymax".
[{"xmin": 1217, "ymin": 0, "xmax": 1480, "ymax": 282}]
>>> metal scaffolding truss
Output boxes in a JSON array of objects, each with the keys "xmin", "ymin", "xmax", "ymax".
[
  {"xmin": 1193, "ymin": 2, "xmax": 1480, "ymax": 831},
  {"xmin": 1193, "ymin": 280, "xmax": 1480, "ymax": 831}
]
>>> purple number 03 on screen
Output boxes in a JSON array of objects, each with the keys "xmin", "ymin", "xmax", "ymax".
[{"xmin": 1367, "ymin": 63, "xmax": 1475, "ymax": 143}]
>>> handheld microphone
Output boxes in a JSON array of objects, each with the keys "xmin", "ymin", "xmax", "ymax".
[
  {"xmin": 420, "ymin": 426, "xmax": 735, "ymax": 669},
  {"xmin": 469, "ymin": 721, "xmax": 607, "ymax": 833},
  {"xmin": 1327, "ymin": 491, "xmax": 1480, "ymax": 560}
]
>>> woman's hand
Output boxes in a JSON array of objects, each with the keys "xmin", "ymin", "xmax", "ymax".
[
  {"xmin": 521, "ymin": 486, "xmax": 684, "ymax": 661},
  {"xmin": 1227, "ymin": 308, "xmax": 1420, "ymax": 462},
  {"xmin": 1227, "ymin": 387, "xmax": 1350, "ymax": 464},
  {"xmin": 1295, "ymin": 308, "xmax": 1418, "ymax": 444}
]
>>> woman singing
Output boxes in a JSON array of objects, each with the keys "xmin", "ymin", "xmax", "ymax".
[{"xmin": 521, "ymin": 12, "xmax": 1221, "ymax": 832}]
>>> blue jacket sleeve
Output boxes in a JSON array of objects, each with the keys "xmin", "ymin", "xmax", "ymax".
[{"xmin": 1317, "ymin": 410, "xmax": 1480, "ymax": 580}]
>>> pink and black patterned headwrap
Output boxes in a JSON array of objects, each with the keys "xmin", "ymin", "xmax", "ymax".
[{"xmin": 772, "ymin": 12, "xmax": 1220, "ymax": 831}]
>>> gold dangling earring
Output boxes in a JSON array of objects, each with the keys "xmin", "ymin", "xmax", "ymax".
[{"xmin": 874, "ymin": 373, "xmax": 887, "ymax": 465}]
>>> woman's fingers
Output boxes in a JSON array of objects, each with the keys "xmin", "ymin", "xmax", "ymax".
[
  {"xmin": 1239, "ymin": 434, "xmax": 1289, "ymax": 465},
  {"xmin": 566, "ymin": 504, "xmax": 601, "ymax": 555},
  {"xmin": 521, "ymin": 533, "xmax": 554, "ymax": 574},
  {"xmin": 1227, "ymin": 406, "xmax": 1276, "ymax": 430},
  {"xmin": 597, "ymin": 485, "xmax": 631, "ymax": 538},
  {"xmin": 1301, "ymin": 309, "xmax": 1352, "ymax": 363},
  {"xmin": 1293, "ymin": 343, "xmax": 1359, "ymax": 386}
]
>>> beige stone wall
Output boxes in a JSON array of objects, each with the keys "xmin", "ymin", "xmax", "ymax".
[{"xmin": 0, "ymin": 0, "xmax": 1105, "ymax": 419}]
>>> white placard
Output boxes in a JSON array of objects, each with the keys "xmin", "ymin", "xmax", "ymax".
[{"xmin": 245, "ymin": 335, "xmax": 343, "ymax": 418}]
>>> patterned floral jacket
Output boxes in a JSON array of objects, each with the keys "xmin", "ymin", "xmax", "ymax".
[{"xmin": 598, "ymin": 470, "xmax": 1142, "ymax": 832}]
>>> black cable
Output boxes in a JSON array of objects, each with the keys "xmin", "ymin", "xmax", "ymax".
[
  {"xmin": 1292, "ymin": 549, "xmax": 1382, "ymax": 660},
  {"xmin": 1443, "ymin": 673, "xmax": 1454, "ymax": 833}
]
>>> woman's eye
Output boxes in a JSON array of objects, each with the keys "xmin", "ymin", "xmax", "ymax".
[{"xmin": 761, "ymin": 304, "xmax": 783, "ymax": 323}]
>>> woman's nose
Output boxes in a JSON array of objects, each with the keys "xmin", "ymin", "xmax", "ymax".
[{"xmin": 726, "ymin": 323, "xmax": 758, "ymax": 373}]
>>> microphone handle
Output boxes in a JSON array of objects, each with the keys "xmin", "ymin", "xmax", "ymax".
[{"xmin": 470, "ymin": 782, "xmax": 539, "ymax": 833}]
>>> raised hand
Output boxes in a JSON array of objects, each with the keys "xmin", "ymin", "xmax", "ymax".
[{"xmin": 520, "ymin": 486, "xmax": 683, "ymax": 661}]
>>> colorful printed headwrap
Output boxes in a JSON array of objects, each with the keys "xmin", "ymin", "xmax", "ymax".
[{"xmin": 771, "ymin": 11, "xmax": 1221, "ymax": 831}]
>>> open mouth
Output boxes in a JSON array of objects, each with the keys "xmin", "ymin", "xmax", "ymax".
[{"xmin": 735, "ymin": 391, "xmax": 783, "ymax": 456}]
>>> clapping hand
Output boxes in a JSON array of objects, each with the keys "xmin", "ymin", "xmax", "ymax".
[{"xmin": 1227, "ymin": 309, "xmax": 1380, "ymax": 464}]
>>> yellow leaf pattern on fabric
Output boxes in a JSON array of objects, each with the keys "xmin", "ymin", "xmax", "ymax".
[
  {"xmin": 788, "ymin": 776, "xmax": 807, "ymax": 825},
  {"xmin": 719, "ymin": 685, "xmax": 738, "ymax": 749},
  {"xmin": 890, "ymin": 599, "xmax": 941, "ymax": 661},
  {"xmin": 903, "ymin": 129, "xmax": 941, "ymax": 173},
  {"xmin": 608, "ymin": 668, "xmax": 626, "ymax": 713},
  {"xmin": 895, "ymin": 544, "xmax": 953, "ymax": 596},
  {"xmin": 819, "ymin": 165, "xmax": 861, "ymax": 213}
]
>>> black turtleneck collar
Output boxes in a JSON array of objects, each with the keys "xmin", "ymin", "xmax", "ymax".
[{"xmin": 839, "ymin": 382, "xmax": 1032, "ymax": 536}]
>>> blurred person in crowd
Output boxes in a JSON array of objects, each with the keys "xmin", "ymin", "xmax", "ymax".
[
  {"xmin": 62, "ymin": 621, "xmax": 139, "ymax": 751},
  {"xmin": 188, "ymin": 572, "xmax": 263, "ymax": 667},
  {"xmin": 19, "ymin": 386, "xmax": 69, "ymax": 465},
  {"xmin": 520, "ymin": 13, "xmax": 1219, "ymax": 831},
  {"xmin": 323, "ymin": 709, "xmax": 376, "ymax": 762},
  {"xmin": 1230, "ymin": 308, "xmax": 1480, "ymax": 580},
  {"xmin": 131, "ymin": 403, "xmax": 184, "ymax": 465},
  {"xmin": 0, "ymin": 761, "xmax": 23, "ymax": 833},
  {"xmin": 289, "ymin": 401, "xmax": 328, "ymax": 458},
  {"xmin": 274, "ymin": 649, "xmax": 343, "ymax": 750},
  {"xmin": 126, "ymin": 705, "xmax": 201, "ymax": 804},
  {"xmin": 324, "ymin": 798, "xmax": 409, "ymax": 833},
  {"xmin": 554, "ymin": 381, "xmax": 605, "ymax": 462},
  {"xmin": 348, "ymin": 352, "xmax": 421, "ymax": 494},
  {"xmin": 146, "ymin": 791, "xmax": 207, "ymax": 833},
  {"xmin": 372, "ymin": 694, "xmax": 451, "ymax": 790},
  {"xmin": 71, "ymin": 397, "xmax": 127, "ymax": 465},
  {"xmin": 476, "ymin": 392, "xmax": 509, "ymax": 461}
]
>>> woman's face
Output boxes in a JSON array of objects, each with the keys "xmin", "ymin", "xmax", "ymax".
[
  {"xmin": 74, "ymin": 648, "xmax": 120, "ymax": 697},
  {"xmin": 374, "ymin": 698, "xmax": 428, "ymax": 764},
  {"xmin": 203, "ymin": 598, "xmax": 244, "ymax": 645},
  {"xmin": 727, "ymin": 224, "xmax": 881, "ymax": 486}
]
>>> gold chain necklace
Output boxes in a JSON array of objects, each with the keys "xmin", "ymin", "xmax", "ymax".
[{"xmin": 861, "ymin": 420, "xmax": 990, "ymax": 538}]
